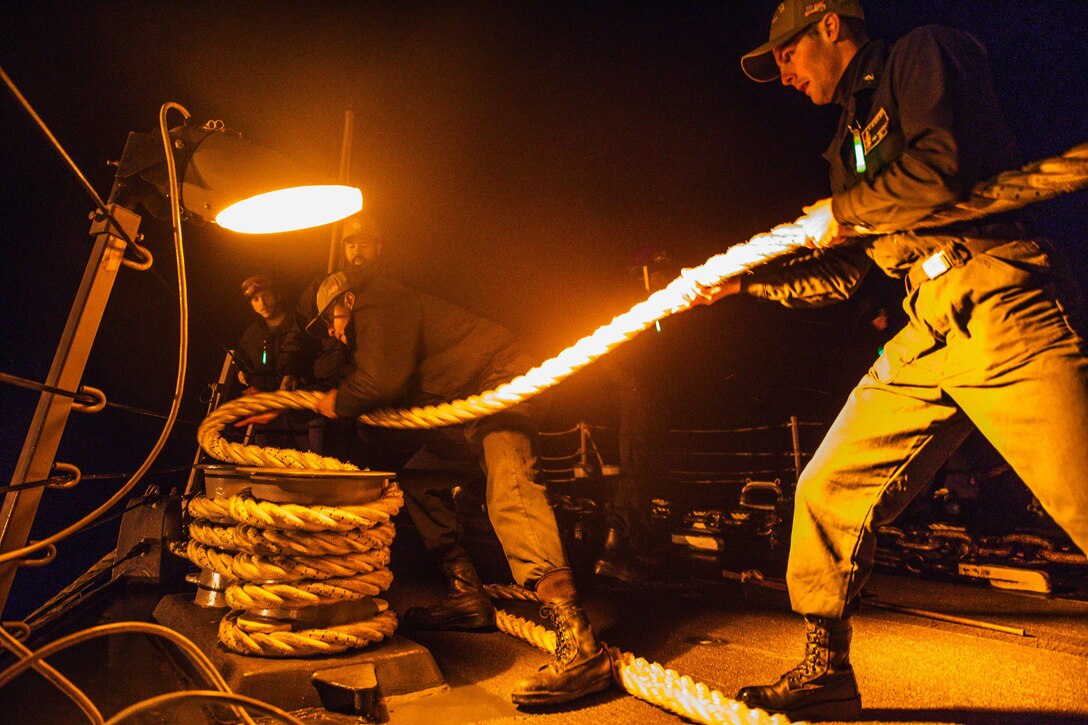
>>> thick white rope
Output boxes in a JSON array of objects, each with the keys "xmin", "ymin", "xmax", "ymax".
[
  {"xmin": 487, "ymin": 586, "xmax": 796, "ymax": 725},
  {"xmin": 184, "ymin": 488, "xmax": 403, "ymax": 657},
  {"xmin": 197, "ymin": 143, "xmax": 1088, "ymax": 439}
]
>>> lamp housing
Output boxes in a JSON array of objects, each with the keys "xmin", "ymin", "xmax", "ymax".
[{"xmin": 112, "ymin": 122, "xmax": 362, "ymax": 233}]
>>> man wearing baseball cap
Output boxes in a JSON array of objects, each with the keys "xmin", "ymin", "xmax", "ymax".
[
  {"xmin": 740, "ymin": 0, "xmax": 864, "ymax": 88},
  {"xmin": 697, "ymin": 1, "xmax": 1088, "ymax": 721},
  {"xmin": 234, "ymin": 273, "xmax": 318, "ymax": 446},
  {"xmin": 308, "ymin": 266, "xmax": 616, "ymax": 707},
  {"xmin": 236, "ymin": 274, "xmax": 304, "ymax": 394},
  {"xmin": 283, "ymin": 212, "xmax": 387, "ymax": 423},
  {"xmin": 341, "ymin": 213, "xmax": 383, "ymax": 269}
]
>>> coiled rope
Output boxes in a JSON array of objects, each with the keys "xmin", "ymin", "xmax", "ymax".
[
  {"xmin": 485, "ymin": 584, "xmax": 794, "ymax": 725},
  {"xmin": 198, "ymin": 391, "xmax": 335, "ymax": 469},
  {"xmin": 198, "ymin": 142, "xmax": 1088, "ymax": 439},
  {"xmin": 183, "ymin": 486, "xmax": 402, "ymax": 657},
  {"xmin": 190, "ymin": 393, "xmax": 405, "ymax": 657}
]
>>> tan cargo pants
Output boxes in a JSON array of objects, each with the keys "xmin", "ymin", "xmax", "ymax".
[
  {"xmin": 397, "ymin": 412, "xmax": 569, "ymax": 588},
  {"xmin": 788, "ymin": 239, "xmax": 1088, "ymax": 619}
]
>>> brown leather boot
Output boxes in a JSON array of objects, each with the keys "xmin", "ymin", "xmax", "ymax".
[
  {"xmin": 402, "ymin": 556, "xmax": 496, "ymax": 631},
  {"xmin": 736, "ymin": 616, "xmax": 862, "ymax": 721},
  {"xmin": 511, "ymin": 569, "xmax": 615, "ymax": 706}
]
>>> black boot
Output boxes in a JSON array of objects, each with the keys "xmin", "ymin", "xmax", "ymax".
[
  {"xmin": 593, "ymin": 527, "xmax": 645, "ymax": 583},
  {"xmin": 511, "ymin": 569, "xmax": 615, "ymax": 706},
  {"xmin": 402, "ymin": 556, "xmax": 496, "ymax": 631},
  {"xmin": 736, "ymin": 616, "xmax": 862, "ymax": 721}
]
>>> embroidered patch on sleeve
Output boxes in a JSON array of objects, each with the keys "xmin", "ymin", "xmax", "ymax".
[{"xmin": 862, "ymin": 107, "xmax": 889, "ymax": 154}]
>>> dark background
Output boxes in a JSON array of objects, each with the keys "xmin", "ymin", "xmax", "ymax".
[{"xmin": 1, "ymin": 1, "xmax": 1086, "ymax": 617}]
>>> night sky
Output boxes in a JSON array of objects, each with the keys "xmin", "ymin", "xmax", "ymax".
[{"xmin": 1, "ymin": 2, "xmax": 1086, "ymax": 613}]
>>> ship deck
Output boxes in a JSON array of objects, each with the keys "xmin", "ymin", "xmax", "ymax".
[{"xmin": 2, "ymin": 533, "xmax": 1086, "ymax": 725}]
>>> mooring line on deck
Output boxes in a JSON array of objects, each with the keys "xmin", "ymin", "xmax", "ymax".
[{"xmin": 486, "ymin": 584, "xmax": 798, "ymax": 725}]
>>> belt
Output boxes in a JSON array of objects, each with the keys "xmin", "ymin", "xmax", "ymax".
[{"xmin": 905, "ymin": 237, "xmax": 1013, "ymax": 289}]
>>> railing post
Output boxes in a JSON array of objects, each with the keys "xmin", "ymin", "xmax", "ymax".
[
  {"xmin": 579, "ymin": 422, "xmax": 589, "ymax": 471},
  {"xmin": 790, "ymin": 415, "xmax": 802, "ymax": 483}
]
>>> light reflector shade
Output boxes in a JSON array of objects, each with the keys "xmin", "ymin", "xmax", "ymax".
[
  {"xmin": 114, "ymin": 123, "xmax": 364, "ymax": 234},
  {"xmin": 216, "ymin": 185, "xmax": 363, "ymax": 233}
]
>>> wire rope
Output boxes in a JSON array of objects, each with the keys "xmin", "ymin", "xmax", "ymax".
[
  {"xmin": 0, "ymin": 102, "xmax": 192, "ymax": 567},
  {"xmin": 0, "ymin": 621, "xmax": 261, "ymax": 725}
]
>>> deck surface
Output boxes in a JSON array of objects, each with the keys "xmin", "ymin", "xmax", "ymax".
[
  {"xmin": 1, "ymin": 540, "xmax": 1086, "ymax": 725},
  {"xmin": 383, "ymin": 566, "xmax": 1088, "ymax": 725}
]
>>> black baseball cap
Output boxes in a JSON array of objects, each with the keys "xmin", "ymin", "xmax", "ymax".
[
  {"xmin": 741, "ymin": 0, "xmax": 864, "ymax": 82},
  {"xmin": 241, "ymin": 274, "xmax": 275, "ymax": 299},
  {"xmin": 306, "ymin": 271, "xmax": 353, "ymax": 337}
]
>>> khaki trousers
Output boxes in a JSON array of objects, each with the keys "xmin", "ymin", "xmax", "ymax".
[
  {"xmin": 788, "ymin": 240, "xmax": 1088, "ymax": 618},
  {"xmin": 478, "ymin": 428, "xmax": 569, "ymax": 586},
  {"xmin": 399, "ymin": 415, "xmax": 569, "ymax": 588}
]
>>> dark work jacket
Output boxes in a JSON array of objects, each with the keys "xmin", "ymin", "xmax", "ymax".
[
  {"xmin": 746, "ymin": 26, "xmax": 1023, "ymax": 307},
  {"xmin": 332, "ymin": 267, "xmax": 534, "ymax": 419},
  {"xmin": 235, "ymin": 315, "xmax": 309, "ymax": 392}
]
